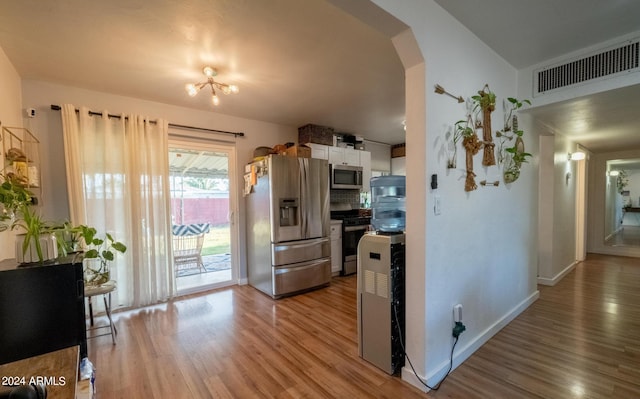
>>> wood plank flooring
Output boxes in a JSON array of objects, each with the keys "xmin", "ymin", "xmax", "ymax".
[{"xmin": 88, "ymin": 254, "xmax": 640, "ymax": 398}]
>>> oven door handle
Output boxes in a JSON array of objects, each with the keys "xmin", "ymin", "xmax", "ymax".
[{"xmin": 344, "ymin": 225, "xmax": 368, "ymax": 232}]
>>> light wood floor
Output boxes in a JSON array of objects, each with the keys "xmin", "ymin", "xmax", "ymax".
[{"xmin": 88, "ymin": 254, "xmax": 640, "ymax": 398}]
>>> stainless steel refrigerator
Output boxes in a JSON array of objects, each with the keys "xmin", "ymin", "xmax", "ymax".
[{"xmin": 246, "ymin": 155, "xmax": 331, "ymax": 298}]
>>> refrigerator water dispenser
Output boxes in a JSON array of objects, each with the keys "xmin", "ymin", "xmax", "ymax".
[{"xmin": 279, "ymin": 198, "xmax": 299, "ymax": 226}]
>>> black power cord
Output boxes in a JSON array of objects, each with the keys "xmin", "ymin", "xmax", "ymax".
[{"xmin": 392, "ymin": 302, "xmax": 464, "ymax": 392}]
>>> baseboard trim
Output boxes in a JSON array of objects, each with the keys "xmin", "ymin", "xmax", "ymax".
[
  {"xmin": 402, "ymin": 290, "xmax": 540, "ymax": 392},
  {"xmin": 538, "ymin": 261, "xmax": 577, "ymax": 286}
]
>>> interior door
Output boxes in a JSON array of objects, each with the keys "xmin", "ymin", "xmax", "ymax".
[{"xmin": 168, "ymin": 138, "xmax": 238, "ymax": 294}]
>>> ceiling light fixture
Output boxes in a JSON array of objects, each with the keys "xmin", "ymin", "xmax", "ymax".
[{"xmin": 185, "ymin": 66, "xmax": 239, "ymax": 106}]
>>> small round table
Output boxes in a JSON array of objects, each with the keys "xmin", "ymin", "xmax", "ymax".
[{"xmin": 84, "ymin": 280, "xmax": 117, "ymax": 344}]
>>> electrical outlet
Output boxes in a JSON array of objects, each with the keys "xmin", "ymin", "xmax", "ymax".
[{"xmin": 453, "ymin": 304, "xmax": 463, "ymax": 323}]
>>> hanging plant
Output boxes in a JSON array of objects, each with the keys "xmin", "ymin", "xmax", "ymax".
[
  {"xmin": 503, "ymin": 131, "xmax": 532, "ymax": 183},
  {"xmin": 497, "ymin": 96, "xmax": 532, "ymax": 183},
  {"xmin": 457, "ymin": 115, "xmax": 482, "ymax": 191},
  {"xmin": 471, "ymin": 84, "xmax": 497, "ymax": 166},
  {"xmin": 445, "ymin": 122, "xmax": 466, "ymax": 169},
  {"xmin": 503, "ymin": 97, "xmax": 531, "ymax": 132}
]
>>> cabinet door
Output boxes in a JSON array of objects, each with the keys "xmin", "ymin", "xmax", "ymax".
[
  {"xmin": 328, "ymin": 147, "xmax": 345, "ymax": 164},
  {"xmin": 343, "ymin": 148, "xmax": 360, "ymax": 166},
  {"xmin": 306, "ymin": 143, "xmax": 328, "ymax": 160},
  {"xmin": 359, "ymin": 151, "xmax": 372, "ymax": 192}
]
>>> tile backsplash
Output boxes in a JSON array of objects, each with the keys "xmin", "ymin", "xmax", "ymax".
[{"xmin": 330, "ymin": 189, "xmax": 360, "ymax": 209}]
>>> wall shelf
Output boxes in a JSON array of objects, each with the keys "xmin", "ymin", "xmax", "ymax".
[{"xmin": 1, "ymin": 126, "xmax": 41, "ymax": 202}]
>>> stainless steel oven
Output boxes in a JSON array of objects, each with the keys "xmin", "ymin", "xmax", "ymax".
[
  {"xmin": 331, "ymin": 209, "xmax": 371, "ymax": 276},
  {"xmin": 341, "ymin": 218, "xmax": 370, "ymax": 275}
]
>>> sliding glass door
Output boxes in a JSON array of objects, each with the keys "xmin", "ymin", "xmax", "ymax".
[{"xmin": 168, "ymin": 138, "xmax": 237, "ymax": 294}]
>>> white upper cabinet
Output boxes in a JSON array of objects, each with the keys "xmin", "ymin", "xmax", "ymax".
[
  {"xmin": 328, "ymin": 146, "xmax": 360, "ymax": 166},
  {"xmin": 305, "ymin": 143, "xmax": 329, "ymax": 160},
  {"xmin": 359, "ymin": 150, "xmax": 371, "ymax": 192}
]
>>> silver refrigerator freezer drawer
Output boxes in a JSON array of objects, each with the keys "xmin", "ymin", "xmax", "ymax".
[
  {"xmin": 272, "ymin": 237, "xmax": 330, "ymax": 266},
  {"xmin": 273, "ymin": 258, "xmax": 331, "ymax": 297}
]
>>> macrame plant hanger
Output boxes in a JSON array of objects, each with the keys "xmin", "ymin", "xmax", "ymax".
[{"xmin": 478, "ymin": 84, "xmax": 496, "ymax": 166}]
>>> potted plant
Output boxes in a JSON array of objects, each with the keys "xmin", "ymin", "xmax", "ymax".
[
  {"xmin": 0, "ymin": 173, "xmax": 62, "ymax": 263},
  {"xmin": 74, "ymin": 224, "xmax": 127, "ymax": 286}
]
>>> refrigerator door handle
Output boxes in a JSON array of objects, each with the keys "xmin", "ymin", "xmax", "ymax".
[{"xmin": 274, "ymin": 237, "xmax": 330, "ymax": 251}]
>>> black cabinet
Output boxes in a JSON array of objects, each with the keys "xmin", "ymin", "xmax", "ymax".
[{"xmin": 0, "ymin": 256, "xmax": 87, "ymax": 364}]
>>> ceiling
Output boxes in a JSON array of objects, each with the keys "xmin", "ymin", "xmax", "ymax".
[
  {"xmin": 1, "ymin": 1, "xmax": 640, "ymax": 151},
  {"xmin": 0, "ymin": 0, "xmax": 406, "ymax": 144},
  {"xmin": 434, "ymin": 0, "xmax": 640, "ymax": 153}
]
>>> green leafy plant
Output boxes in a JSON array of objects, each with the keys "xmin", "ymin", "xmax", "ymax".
[
  {"xmin": 74, "ymin": 225, "xmax": 127, "ymax": 286},
  {"xmin": 1, "ymin": 173, "xmax": 72, "ymax": 262},
  {"xmin": 454, "ymin": 119, "xmax": 474, "ymax": 138},
  {"xmin": 505, "ymin": 146, "xmax": 532, "ymax": 166},
  {"xmin": 471, "ymin": 90, "xmax": 496, "ymax": 114},
  {"xmin": 503, "ymin": 97, "xmax": 531, "ymax": 132},
  {"xmin": 0, "ymin": 174, "xmax": 33, "ymax": 232}
]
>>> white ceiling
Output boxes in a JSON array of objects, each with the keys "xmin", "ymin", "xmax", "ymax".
[
  {"xmin": 434, "ymin": 0, "xmax": 640, "ymax": 153},
  {"xmin": 1, "ymin": 1, "xmax": 640, "ymax": 151},
  {"xmin": 0, "ymin": 0, "xmax": 406, "ymax": 144}
]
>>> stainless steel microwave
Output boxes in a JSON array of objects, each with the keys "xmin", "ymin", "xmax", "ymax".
[{"xmin": 330, "ymin": 164, "xmax": 363, "ymax": 190}]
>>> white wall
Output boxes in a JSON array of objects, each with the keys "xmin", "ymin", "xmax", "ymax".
[
  {"xmin": 0, "ymin": 46, "xmax": 23, "ymax": 261},
  {"xmin": 373, "ymin": 0, "xmax": 539, "ymax": 389},
  {"xmin": 19, "ymin": 79, "xmax": 298, "ymax": 279},
  {"xmin": 538, "ymin": 132, "xmax": 581, "ymax": 285}
]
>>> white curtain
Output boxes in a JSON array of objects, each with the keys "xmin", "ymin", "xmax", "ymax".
[{"xmin": 61, "ymin": 104, "xmax": 175, "ymax": 308}]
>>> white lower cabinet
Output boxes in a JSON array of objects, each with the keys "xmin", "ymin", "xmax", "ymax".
[{"xmin": 330, "ymin": 220, "xmax": 342, "ymax": 275}]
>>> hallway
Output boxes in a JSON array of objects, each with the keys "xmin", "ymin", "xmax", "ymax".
[{"xmin": 430, "ymin": 253, "xmax": 640, "ymax": 398}]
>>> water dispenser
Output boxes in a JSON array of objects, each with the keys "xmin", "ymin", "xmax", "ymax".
[
  {"xmin": 370, "ymin": 176, "xmax": 406, "ymax": 232},
  {"xmin": 279, "ymin": 198, "xmax": 299, "ymax": 227}
]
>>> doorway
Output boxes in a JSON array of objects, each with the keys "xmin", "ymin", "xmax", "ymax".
[{"xmin": 168, "ymin": 139, "xmax": 237, "ymax": 294}]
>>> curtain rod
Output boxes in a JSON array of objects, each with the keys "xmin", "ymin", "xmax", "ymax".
[{"xmin": 50, "ymin": 104, "xmax": 245, "ymax": 138}]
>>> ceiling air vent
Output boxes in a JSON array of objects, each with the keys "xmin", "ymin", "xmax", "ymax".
[{"xmin": 534, "ymin": 39, "xmax": 639, "ymax": 96}]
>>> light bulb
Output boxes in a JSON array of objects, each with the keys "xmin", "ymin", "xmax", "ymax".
[
  {"xmin": 212, "ymin": 94, "xmax": 220, "ymax": 106},
  {"xmin": 222, "ymin": 86, "xmax": 231, "ymax": 95},
  {"xmin": 229, "ymin": 85, "xmax": 239, "ymax": 94},
  {"xmin": 203, "ymin": 66, "xmax": 216, "ymax": 77},
  {"xmin": 185, "ymin": 83, "xmax": 198, "ymax": 97}
]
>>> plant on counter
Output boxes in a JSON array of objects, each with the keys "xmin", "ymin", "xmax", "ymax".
[{"xmin": 74, "ymin": 224, "xmax": 127, "ymax": 286}]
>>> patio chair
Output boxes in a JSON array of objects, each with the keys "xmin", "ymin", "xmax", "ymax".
[{"xmin": 172, "ymin": 223, "xmax": 211, "ymax": 274}]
